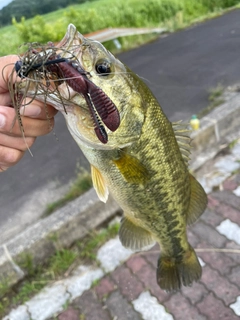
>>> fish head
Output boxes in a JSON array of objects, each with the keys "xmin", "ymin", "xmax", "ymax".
[{"xmin": 16, "ymin": 24, "xmax": 147, "ymax": 150}]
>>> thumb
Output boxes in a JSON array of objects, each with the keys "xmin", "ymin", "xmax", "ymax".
[{"xmin": 0, "ymin": 55, "xmax": 18, "ymax": 93}]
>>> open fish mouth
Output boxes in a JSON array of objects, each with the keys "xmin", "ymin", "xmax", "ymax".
[{"xmin": 11, "ymin": 24, "xmax": 120, "ymax": 144}]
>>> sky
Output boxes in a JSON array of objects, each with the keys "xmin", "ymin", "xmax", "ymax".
[{"xmin": 0, "ymin": 0, "xmax": 13, "ymax": 10}]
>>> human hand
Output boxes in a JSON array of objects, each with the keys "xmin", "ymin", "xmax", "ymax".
[{"xmin": 0, "ymin": 55, "xmax": 58, "ymax": 172}]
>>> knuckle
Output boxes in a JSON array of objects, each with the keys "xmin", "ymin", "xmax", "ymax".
[
  {"xmin": 24, "ymin": 137, "xmax": 36, "ymax": 149},
  {"xmin": 0, "ymin": 146, "xmax": 23, "ymax": 166}
]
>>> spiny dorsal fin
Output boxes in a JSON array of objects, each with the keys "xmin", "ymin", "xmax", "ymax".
[
  {"xmin": 91, "ymin": 165, "xmax": 109, "ymax": 203},
  {"xmin": 172, "ymin": 121, "xmax": 192, "ymax": 165}
]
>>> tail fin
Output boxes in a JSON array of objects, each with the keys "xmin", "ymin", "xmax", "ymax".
[{"xmin": 157, "ymin": 245, "xmax": 202, "ymax": 292}]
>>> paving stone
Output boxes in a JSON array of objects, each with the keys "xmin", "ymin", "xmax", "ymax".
[
  {"xmin": 94, "ymin": 276, "xmax": 116, "ymax": 300},
  {"xmin": 25, "ymin": 283, "xmax": 70, "ymax": 320},
  {"xmin": 132, "ymin": 291, "xmax": 173, "ymax": 320},
  {"xmin": 3, "ymin": 305, "xmax": 30, "ymax": 320},
  {"xmin": 191, "ymin": 220, "xmax": 227, "ymax": 247},
  {"xmin": 201, "ymin": 266, "xmax": 239, "ymax": 305},
  {"xmin": 231, "ymin": 142, "xmax": 240, "ymax": 158},
  {"xmin": 207, "ymin": 195, "xmax": 220, "ymax": 210},
  {"xmin": 198, "ymin": 257, "xmax": 206, "ymax": 267},
  {"xmin": 223, "ymin": 179, "xmax": 238, "ymax": 191},
  {"xmin": 214, "ymin": 156, "xmax": 240, "ymax": 173},
  {"xmin": 58, "ymin": 308, "xmax": 80, "ymax": 320},
  {"xmin": 105, "ymin": 290, "xmax": 141, "ymax": 320},
  {"xmin": 227, "ymin": 265, "xmax": 240, "ymax": 285},
  {"xmin": 202, "ymin": 172, "xmax": 232, "ymax": 194},
  {"xmin": 111, "ymin": 264, "xmax": 144, "ymax": 301},
  {"xmin": 225, "ymin": 241, "xmax": 240, "ymax": 264},
  {"xmin": 196, "ymin": 241, "xmax": 236, "ymax": 275},
  {"xmin": 127, "ymin": 255, "xmax": 169, "ymax": 302},
  {"xmin": 65, "ymin": 266, "xmax": 104, "ymax": 300},
  {"xmin": 212, "ymin": 190, "xmax": 240, "ymax": 211},
  {"xmin": 215, "ymin": 203, "xmax": 240, "ymax": 224},
  {"xmin": 126, "ymin": 254, "xmax": 150, "ymax": 273},
  {"xmin": 73, "ymin": 290, "xmax": 111, "ymax": 320},
  {"xmin": 187, "ymin": 229, "xmax": 200, "ymax": 248},
  {"xmin": 201, "ymin": 208, "xmax": 223, "ymax": 227},
  {"xmin": 233, "ymin": 173, "xmax": 240, "ymax": 185},
  {"xmin": 143, "ymin": 249, "xmax": 160, "ymax": 269},
  {"xmin": 233, "ymin": 186, "xmax": 240, "ymax": 196},
  {"xmin": 165, "ymin": 292, "xmax": 206, "ymax": 320},
  {"xmin": 198, "ymin": 176, "xmax": 212, "ymax": 194},
  {"xmin": 97, "ymin": 238, "xmax": 133, "ymax": 272},
  {"xmin": 230, "ymin": 296, "xmax": 240, "ymax": 316},
  {"xmin": 216, "ymin": 219, "xmax": 240, "ymax": 245},
  {"xmin": 181, "ymin": 281, "xmax": 208, "ymax": 305},
  {"xmin": 142, "ymin": 243, "xmax": 160, "ymax": 268},
  {"xmin": 197, "ymin": 292, "xmax": 239, "ymax": 320}
]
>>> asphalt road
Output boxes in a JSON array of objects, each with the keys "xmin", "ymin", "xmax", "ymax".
[{"xmin": 1, "ymin": 9, "xmax": 240, "ymax": 244}]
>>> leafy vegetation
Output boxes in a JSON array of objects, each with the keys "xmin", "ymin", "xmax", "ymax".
[
  {"xmin": 198, "ymin": 83, "xmax": 225, "ymax": 118},
  {"xmin": 0, "ymin": 0, "xmax": 239, "ymax": 56},
  {"xmin": 0, "ymin": 0, "xmax": 88, "ymax": 26},
  {"xmin": 0, "ymin": 222, "xmax": 120, "ymax": 318},
  {"xmin": 42, "ymin": 169, "xmax": 92, "ymax": 217}
]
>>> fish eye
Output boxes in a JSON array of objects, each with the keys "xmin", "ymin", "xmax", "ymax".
[{"xmin": 95, "ymin": 59, "xmax": 111, "ymax": 76}]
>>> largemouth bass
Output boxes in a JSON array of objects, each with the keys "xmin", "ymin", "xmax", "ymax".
[{"xmin": 11, "ymin": 24, "xmax": 207, "ymax": 291}]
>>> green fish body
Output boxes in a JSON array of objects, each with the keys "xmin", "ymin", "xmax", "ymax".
[{"xmin": 15, "ymin": 24, "xmax": 207, "ymax": 291}]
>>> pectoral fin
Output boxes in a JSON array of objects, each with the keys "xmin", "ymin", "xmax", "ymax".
[
  {"xmin": 91, "ymin": 165, "xmax": 109, "ymax": 203},
  {"xmin": 119, "ymin": 215, "xmax": 155, "ymax": 251},
  {"xmin": 113, "ymin": 151, "xmax": 148, "ymax": 184},
  {"xmin": 186, "ymin": 174, "xmax": 208, "ymax": 225}
]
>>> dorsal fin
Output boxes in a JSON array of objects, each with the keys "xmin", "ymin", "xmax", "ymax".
[
  {"xmin": 91, "ymin": 165, "xmax": 109, "ymax": 203},
  {"xmin": 172, "ymin": 121, "xmax": 192, "ymax": 165}
]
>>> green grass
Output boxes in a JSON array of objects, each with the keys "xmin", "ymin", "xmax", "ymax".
[
  {"xmin": 198, "ymin": 83, "xmax": 225, "ymax": 118},
  {"xmin": 0, "ymin": 0, "xmax": 239, "ymax": 56},
  {"xmin": 229, "ymin": 138, "xmax": 239, "ymax": 149},
  {"xmin": 0, "ymin": 222, "xmax": 120, "ymax": 318},
  {"xmin": 42, "ymin": 169, "xmax": 92, "ymax": 217},
  {"xmin": 208, "ymin": 83, "xmax": 224, "ymax": 102}
]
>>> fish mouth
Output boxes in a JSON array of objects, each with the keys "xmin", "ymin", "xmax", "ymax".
[
  {"xmin": 13, "ymin": 24, "xmax": 120, "ymax": 144},
  {"xmin": 56, "ymin": 24, "xmax": 85, "ymax": 59}
]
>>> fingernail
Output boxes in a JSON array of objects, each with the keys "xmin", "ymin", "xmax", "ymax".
[
  {"xmin": 0, "ymin": 114, "xmax": 6, "ymax": 128},
  {"xmin": 20, "ymin": 105, "xmax": 41, "ymax": 117}
]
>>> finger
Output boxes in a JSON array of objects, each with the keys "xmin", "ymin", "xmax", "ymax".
[
  {"xmin": 0, "ymin": 145, "xmax": 24, "ymax": 171},
  {"xmin": 0, "ymin": 92, "xmax": 12, "ymax": 106},
  {"xmin": 19, "ymin": 101, "xmax": 58, "ymax": 119},
  {"xmin": 0, "ymin": 95, "xmax": 58, "ymax": 120},
  {"xmin": 0, "ymin": 132, "xmax": 36, "ymax": 151},
  {"xmin": 0, "ymin": 55, "xmax": 18, "ymax": 93},
  {"xmin": 0, "ymin": 106, "xmax": 55, "ymax": 137}
]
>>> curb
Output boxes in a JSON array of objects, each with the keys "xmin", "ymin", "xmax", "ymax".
[
  {"xmin": 1, "ymin": 90, "xmax": 240, "ymax": 289},
  {"xmin": 190, "ymin": 90, "xmax": 240, "ymax": 170},
  {"xmin": 0, "ymin": 189, "xmax": 120, "ymax": 287}
]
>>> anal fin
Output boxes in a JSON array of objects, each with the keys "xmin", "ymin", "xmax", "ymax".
[
  {"xmin": 91, "ymin": 165, "xmax": 109, "ymax": 203},
  {"xmin": 187, "ymin": 174, "xmax": 208, "ymax": 225},
  {"xmin": 119, "ymin": 215, "xmax": 155, "ymax": 251}
]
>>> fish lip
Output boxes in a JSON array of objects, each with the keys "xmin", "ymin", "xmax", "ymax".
[
  {"xmin": 57, "ymin": 24, "xmax": 85, "ymax": 57},
  {"xmin": 57, "ymin": 24, "xmax": 78, "ymax": 49}
]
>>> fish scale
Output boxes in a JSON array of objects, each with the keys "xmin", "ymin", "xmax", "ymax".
[{"xmin": 12, "ymin": 24, "xmax": 207, "ymax": 292}]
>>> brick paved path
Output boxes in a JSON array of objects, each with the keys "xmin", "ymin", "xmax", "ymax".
[{"xmin": 54, "ymin": 174, "xmax": 240, "ymax": 320}]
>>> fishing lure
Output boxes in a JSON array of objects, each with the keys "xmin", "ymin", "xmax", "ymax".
[{"xmin": 14, "ymin": 51, "xmax": 120, "ymax": 144}]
